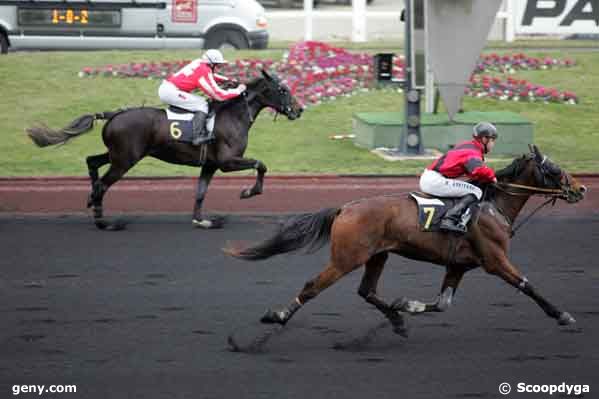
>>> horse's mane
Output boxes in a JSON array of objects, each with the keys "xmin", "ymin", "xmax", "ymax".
[
  {"xmin": 483, "ymin": 154, "xmax": 532, "ymax": 202},
  {"xmin": 210, "ymin": 76, "xmax": 266, "ymax": 113},
  {"xmin": 495, "ymin": 154, "xmax": 531, "ymax": 182}
]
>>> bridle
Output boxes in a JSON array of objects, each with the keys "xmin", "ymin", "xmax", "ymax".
[
  {"xmin": 268, "ymin": 80, "xmax": 295, "ymax": 118},
  {"xmin": 493, "ymin": 152, "xmax": 581, "ymax": 236},
  {"xmin": 495, "ymin": 154, "xmax": 574, "ymax": 200}
]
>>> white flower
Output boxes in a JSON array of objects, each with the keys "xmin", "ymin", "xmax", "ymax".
[{"xmin": 78, "ymin": 71, "xmax": 85, "ymax": 78}]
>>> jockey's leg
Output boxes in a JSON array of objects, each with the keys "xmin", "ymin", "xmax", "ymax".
[
  {"xmin": 218, "ymin": 157, "xmax": 267, "ymax": 199},
  {"xmin": 191, "ymin": 110, "xmax": 209, "ymax": 146},
  {"xmin": 420, "ymin": 169, "xmax": 482, "ymax": 233},
  {"xmin": 440, "ymin": 194, "xmax": 478, "ymax": 233},
  {"xmin": 357, "ymin": 252, "xmax": 408, "ymax": 336},
  {"xmin": 159, "ymin": 81, "xmax": 209, "ymax": 146},
  {"xmin": 192, "ymin": 165, "xmax": 223, "ymax": 229}
]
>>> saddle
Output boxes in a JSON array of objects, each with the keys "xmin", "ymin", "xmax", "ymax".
[
  {"xmin": 165, "ymin": 105, "xmax": 216, "ymax": 144},
  {"xmin": 409, "ymin": 192, "xmax": 463, "ymax": 232}
]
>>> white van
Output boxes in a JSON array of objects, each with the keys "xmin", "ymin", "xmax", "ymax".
[{"xmin": 0, "ymin": 0, "xmax": 269, "ymax": 54}]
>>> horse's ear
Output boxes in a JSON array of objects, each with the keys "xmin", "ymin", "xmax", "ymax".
[
  {"xmin": 261, "ymin": 69, "xmax": 273, "ymax": 81},
  {"xmin": 528, "ymin": 144, "xmax": 534, "ymax": 153},
  {"xmin": 532, "ymin": 144, "xmax": 543, "ymax": 161}
]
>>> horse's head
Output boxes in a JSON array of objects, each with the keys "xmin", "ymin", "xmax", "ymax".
[
  {"xmin": 497, "ymin": 145, "xmax": 586, "ymax": 203},
  {"xmin": 252, "ymin": 69, "xmax": 303, "ymax": 120}
]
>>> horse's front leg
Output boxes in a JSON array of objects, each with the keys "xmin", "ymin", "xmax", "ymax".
[
  {"xmin": 192, "ymin": 165, "xmax": 224, "ymax": 229},
  {"xmin": 396, "ymin": 267, "xmax": 467, "ymax": 315},
  {"xmin": 219, "ymin": 157, "xmax": 267, "ymax": 199},
  {"xmin": 485, "ymin": 253, "xmax": 575, "ymax": 326}
]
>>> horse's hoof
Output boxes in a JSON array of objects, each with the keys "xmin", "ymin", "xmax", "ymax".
[
  {"xmin": 392, "ymin": 298, "xmax": 426, "ymax": 314},
  {"xmin": 392, "ymin": 323, "xmax": 409, "ymax": 338},
  {"xmin": 260, "ymin": 309, "xmax": 286, "ymax": 325},
  {"xmin": 390, "ymin": 297, "xmax": 408, "ymax": 311},
  {"xmin": 558, "ymin": 312, "xmax": 576, "ymax": 326},
  {"xmin": 387, "ymin": 310, "xmax": 409, "ymax": 337},
  {"xmin": 240, "ymin": 188, "xmax": 254, "ymax": 199},
  {"xmin": 192, "ymin": 217, "xmax": 224, "ymax": 229}
]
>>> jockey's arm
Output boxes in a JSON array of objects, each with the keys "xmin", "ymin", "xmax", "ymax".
[
  {"xmin": 197, "ymin": 73, "xmax": 245, "ymax": 101},
  {"xmin": 213, "ymin": 73, "xmax": 230, "ymax": 83},
  {"xmin": 465, "ymin": 157, "xmax": 496, "ymax": 183}
]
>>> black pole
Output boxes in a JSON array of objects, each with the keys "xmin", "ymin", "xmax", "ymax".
[{"xmin": 399, "ymin": 0, "xmax": 423, "ymax": 155}]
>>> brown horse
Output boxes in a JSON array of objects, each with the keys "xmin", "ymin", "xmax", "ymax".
[{"xmin": 225, "ymin": 145, "xmax": 586, "ymax": 336}]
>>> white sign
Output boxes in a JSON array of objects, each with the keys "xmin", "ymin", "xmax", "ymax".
[
  {"xmin": 515, "ymin": 0, "xmax": 599, "ymax": 34},
  {"xmin": 427, "ymin": 0, "xmax": 504, "ymax": 119}
]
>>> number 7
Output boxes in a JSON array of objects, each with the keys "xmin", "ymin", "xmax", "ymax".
[{"xmin": 423, "ymin": 207, "xmax": 436, "ymax": 229}]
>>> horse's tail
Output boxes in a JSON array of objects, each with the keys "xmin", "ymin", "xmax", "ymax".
[
  {"xmin": 224, "ymin": 207, "xmax": 340, "ymax": 261},
  {"xmin": 26, "ymin": 111, "xmax": 118, "ymax": 147}
]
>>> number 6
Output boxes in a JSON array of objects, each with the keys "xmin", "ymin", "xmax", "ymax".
[{"xmin": 170, "ymin": 122, "xmax": 182, "ymax": 139}]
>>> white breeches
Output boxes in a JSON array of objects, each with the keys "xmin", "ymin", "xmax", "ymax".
[
  {"xmin": 419, "ymin": 169, "xmax": 482, "ymax": 200},
  {"xmin": 158, "ymin": 80, "xmax": 208, "ymax": 113}
]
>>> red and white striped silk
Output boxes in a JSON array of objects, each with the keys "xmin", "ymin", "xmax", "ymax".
[{"xmin": 167, "ymin": 59, "xmax": 242, "ymax": 101}]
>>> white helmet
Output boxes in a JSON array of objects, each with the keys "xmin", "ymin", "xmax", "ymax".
[{"xmin": 202, "ymin": 49, "xmax": 227, "ymax": 65}]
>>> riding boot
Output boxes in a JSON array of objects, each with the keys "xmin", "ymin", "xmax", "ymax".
[
  {"xmin": 440, "ymin": 194, "xmax": 478, "ymax": 233},
  {"xmin": 191, "ymin": 111, "xmax": 208, "ymax": 146}
]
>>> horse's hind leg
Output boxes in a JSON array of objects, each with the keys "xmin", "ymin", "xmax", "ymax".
[
  {"xmin": 260, "ymin": 262, "xmax": 350, "ymax": 326},
  {"xmin": 357, "ymin": 252, "xmax": 408, "ymax": 336},
  {"xmin": 86, "ymin": 153, "xmax": 110, "ymax": 208},
  {"xmin": 90, "ymin": 158, "xmax": 136, "ymax": 220}
]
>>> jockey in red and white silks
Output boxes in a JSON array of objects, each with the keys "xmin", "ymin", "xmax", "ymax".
[
  {"xmin": 158, "ymin": 49, "xmax": 246, "ymax": 145},
  {"xmin": 419, "ymin": 122, "xmax": 499, "ymax": 233}
]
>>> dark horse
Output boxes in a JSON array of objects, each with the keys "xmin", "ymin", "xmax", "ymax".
[
  {"xmin": 226, "ymin": 145, "xmax": 587, "ymax": 336},
  {"xmin": 27, "ymin": 70, "xmax": 302, "ymax": 230}
]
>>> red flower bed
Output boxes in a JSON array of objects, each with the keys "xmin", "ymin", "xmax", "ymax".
[{"xmin": 78, "ymin": 42, "xmax": 577, "ymax": 106}]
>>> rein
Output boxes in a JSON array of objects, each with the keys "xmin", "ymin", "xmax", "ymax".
[
  {"xmin": 509, "ymin": 197, "xmax": 557, "ymax": 237},
  {"xmin": 494, "ymin": 182, "xmax": 562, "ymax": 237},
  {"xmin": 242, "ymin": 91, "xmax": 255, "ymax": 123},
  {"xmin": 496, "ymin": 182, "xmax": 563, "ymax": 195}
]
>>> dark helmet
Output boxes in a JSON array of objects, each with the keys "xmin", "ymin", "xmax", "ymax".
[{"xmin": 473, "ymin": 122, "xmax": 498, "ymax": 139}]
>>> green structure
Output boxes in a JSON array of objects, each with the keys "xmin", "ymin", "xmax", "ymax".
[{"xmin": 353, "ymin": 111, "xmax": 533, "ymax": 156}]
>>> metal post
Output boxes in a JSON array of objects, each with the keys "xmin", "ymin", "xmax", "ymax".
[
  {"xmin": 304, "ymin": 0, "xmax": 313, "ymax": 41},
  {"xmin": 352, "ymin": 0, "xmax": 367, "ymax": 42},
  {"xmin": 400, "ymin": 0, "xmax": 424, "ymax": 155}
]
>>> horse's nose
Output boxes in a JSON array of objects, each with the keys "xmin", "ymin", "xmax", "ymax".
[{"xmin": 580, "ymin": 185, "xmax": 587, "ymax": 193}]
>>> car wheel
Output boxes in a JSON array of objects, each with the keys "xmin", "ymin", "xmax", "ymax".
[
  {"xmin": 205, "ymin": 29, "xmax": 248, "ymax": 50},
  {"xmin": 0, "ymin": 33, "xmax": 8, "ymax": 54}
]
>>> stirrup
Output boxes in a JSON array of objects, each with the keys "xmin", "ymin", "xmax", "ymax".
[
  {"xmin": 440, "ymin": 219, "xmax": 467, "ymax": 233},
  {"xmin": 192, "ymin": 135, "xmax": 202, "ymax": 146}
]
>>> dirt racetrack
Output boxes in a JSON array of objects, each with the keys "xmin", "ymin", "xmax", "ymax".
[{"xmin": 1, "ymin": 175, "xmax": 597, "ymax": 398}]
